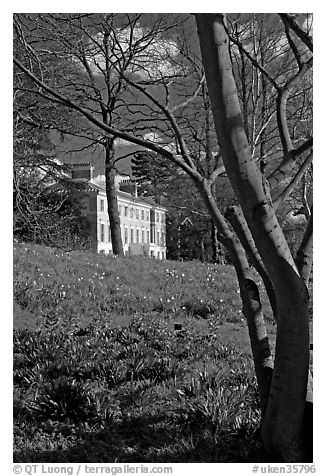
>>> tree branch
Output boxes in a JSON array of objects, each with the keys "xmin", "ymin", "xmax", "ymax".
[
  {"xmin": 295, "ymin": 207, "xmax": 313, "ymax": 285},
  {"xmin": 228, "ymin": 32, "xmax": 279, "ymax": 90},
  {"xmin": 268, "ymin": 137, "xmax": 313, "ymax": 189},
  {"xmin": 278, "ymin": 14, "xmax": 313, "ymax": 53},
  {"xmin": 273, "ymin": 150, "xmax": 313, "ymax": 211},
  {"xmin": 13, "ymin": 56, "xmax": 201, "ymax": 182}
]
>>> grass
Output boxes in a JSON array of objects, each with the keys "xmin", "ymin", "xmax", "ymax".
[{"xmin": 13, "ymin": 241, "xmax": 276, "ymax": 463}]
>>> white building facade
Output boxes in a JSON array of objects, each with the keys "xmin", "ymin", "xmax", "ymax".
[{"xmin": 71, "ymin": 164, "xmax": 167, "ymax": 259}]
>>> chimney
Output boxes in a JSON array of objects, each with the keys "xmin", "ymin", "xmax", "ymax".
[{"xmin": 70, "ymin": 163, "xmax": 94, "ymax": 181}]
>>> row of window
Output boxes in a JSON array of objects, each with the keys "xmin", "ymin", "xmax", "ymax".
[
  {"xmin": 99, "ymin": 249, "xmax": 166, "ymax": 260},
  {"xmin": 99, "ymin": 199, "xmax": 165, "ymax": 223},
  {"xmin": 99, "ymin": 223, "xmax": 165, "ymax": 247}
]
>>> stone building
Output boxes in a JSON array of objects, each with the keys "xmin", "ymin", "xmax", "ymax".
[{"xmin": 70, "ymin": 163, "xmax": 167, "ymax": 259}]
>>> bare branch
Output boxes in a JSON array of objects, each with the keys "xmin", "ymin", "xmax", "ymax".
[
  {"xmin": 273, "ymin": 150, "xmax": 313, "ymax": 211},
  {"xmin": 13, "ymin": 56, "xmax": 201, "ymax": 182},
  {"xmin": 295, "ymin": 207, "xmax": 313, "ymax": 284},
  {"xmin": 279, "ymin": 14, "xmax": 313, "ymax": 53},
  {"xmin": 268, "ymin": 137, "xmax": 313, "ymax": 189},
  {"xmin": 228, "ymin": 32, "xmax": 279, "ymax": 90},
  {"xmin": 276, "ymin": 57, "xmax": 313, "ymax": 158}
]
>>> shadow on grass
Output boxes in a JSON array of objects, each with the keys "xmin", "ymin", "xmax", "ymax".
[{"xmin": 14, "ymin": 411, "xmax": 265, "ymax": 463}]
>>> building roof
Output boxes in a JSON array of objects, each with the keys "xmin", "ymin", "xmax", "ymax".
[
  {"xmin": 49, "ymin": 178, "xmax": 103, "ymax": 194},
  {"xmin": 51, "ymin": 178, "xmax": 167, "ymax": 211},
  {"xmin": 117, "ymin": 189, "xmax": 167, "ymax": 210}
]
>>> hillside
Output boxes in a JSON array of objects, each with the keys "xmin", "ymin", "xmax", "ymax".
[{"xmin": 13, "ymin": 242, "xmax": 254, "ymax": 332}]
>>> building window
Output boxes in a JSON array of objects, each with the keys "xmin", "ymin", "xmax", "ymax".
[
  {"xmin": 100, "ymin": 199, "xmax": 104, "ymax": 212},
  {"xmin": 118, "ymin": 205, "xmax": 121, "ymax": 216},
  {"xmin": 124, "ymin": 228, "xmax": 128, "ymax": 244},
  {"xmin": 100, "ymin": 223, "xmax": 105, "ymax": 242},
  {"xmin": 141, "ymin": 209, "xmax": 145, "ymax": 220},
  {"xmin": 130, "ymin": 229, "xmax": 134, "ymax": 243},
  {"xmin": 157, "ymin": 231, "xmax": 160, "ymax": 246},
  {"xmin": 141, "ymin": 229, "xmax": 145, "ymax": 243},
  {"xmin": 147, "ymin": 230, "xmax": 150, "ymax": 243},
  {"xmin": 124, "ymin": 206, "xmax": 128, "ymax": 217},
  {"xmin": 108, "ymin": 224, "xmax": 111, "ymax": 243},
  {"xmin": 146, "ymin": 211, "xmax": 150, "ymax": 221},
  {"xmin": 136, "ymin": 208, "xmax": 139, "ymax": 219},
  {"xmin": 136, "ymin": 229, "xmax": 139, "ymax": 243}
]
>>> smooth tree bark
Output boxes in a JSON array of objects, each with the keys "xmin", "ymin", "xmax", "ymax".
[
  {"xmin": 225, "ymin": 205, "xmax": 278, "ymax": 318},
  {"xmin": 195, "ymin": 13, "xmax": 311, "ymax": 461},
  {"xmin": 295, "ymin": 208, "xmax": 313, "ymax": 286},
  {"xmin": 197, "ymin": 178, "xmax": 274, "ymax": 414}
]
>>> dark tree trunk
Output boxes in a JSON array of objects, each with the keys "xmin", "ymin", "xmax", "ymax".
[
  {"xmin": 210, "ymin": 220, "xmax": 220, "ymax": 263},
  {"xmin": 104, "ymin": 139, "xmax": 124, "ymax": 256},
  {"xmin": 200, "ymin": 237, "xmax": 205, "ymax": 262}
]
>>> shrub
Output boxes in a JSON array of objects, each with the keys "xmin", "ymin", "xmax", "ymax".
[{"xmin": 27, "ymin": 376, "xmax": 97, "ymax": 423}]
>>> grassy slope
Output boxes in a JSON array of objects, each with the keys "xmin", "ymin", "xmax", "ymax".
[{"xmin": 13, "ymin": 242, "xmax": 275, "ymax": 463}]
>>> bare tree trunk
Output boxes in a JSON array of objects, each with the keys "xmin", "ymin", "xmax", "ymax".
[
  {"xmin": 199, "ymin": 180, "xmax": 274, "ymax": 415},
  {"xmin": 196, "ymin": 14, "xmax": 310, "ymax": 461},
  {"xmin": 225, "ymin": 205, "xmax": 278, "ymax": 319},
  {"xmin": 104, "ymin": 139, "xmax": 124, "ymax": 256},
  {"xmin": 296, "ymin": 208, "xmax": 313, "ymax": 285},
  {"xmin": 200, "ymin": 237, "xmax": 205, "ymax": 262},
  {"xmin": 210, "ymin": 220, "xmax": 220, "ymax": 263}
]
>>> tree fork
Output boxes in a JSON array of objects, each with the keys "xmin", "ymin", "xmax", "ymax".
[
  {"xmin": 225, "ymin": 205, "xmax": 278, "ymax": 319},
  {"xmin": 198, "ymin": 179, "xmax": 273, "ymax": 414}
]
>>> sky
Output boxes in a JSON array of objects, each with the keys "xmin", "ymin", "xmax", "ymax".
[{"xmin": 45, "ymin": 13, "xmax": 194, "ymax": 177}]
